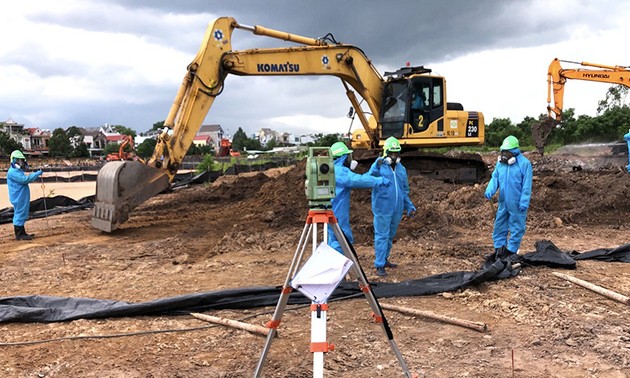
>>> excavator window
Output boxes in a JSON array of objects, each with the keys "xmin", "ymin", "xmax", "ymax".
[
  {"xmin": 411, "ymin": 78, "xmax": 431, "ymax": 132},
  {"xmin": 381, "ymin": 81, "xmax": 409, "ymax": 139}
]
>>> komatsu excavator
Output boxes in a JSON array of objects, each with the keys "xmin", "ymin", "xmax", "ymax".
[
  {"xmin": 92, "ymin": 16, "xmax": 485, "ymax": 232},
  {"xmin": 533, "ymin": 58, "xmax": 630, "ymax": 154}
]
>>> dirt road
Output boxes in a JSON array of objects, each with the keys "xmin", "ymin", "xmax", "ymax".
[{"xmin": 0, "ymin": 152, "xmax": 628, "ymax": 377}]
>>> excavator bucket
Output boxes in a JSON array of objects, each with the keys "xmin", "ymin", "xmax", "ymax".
[{"xmin": 92, "ymin": 161, "xmax": 170, "ymax": 232}]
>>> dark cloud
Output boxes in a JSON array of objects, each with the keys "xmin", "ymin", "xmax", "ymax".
[{"xmin": 95, "ymin": 0, "xmax": 618, "ymax": 66}]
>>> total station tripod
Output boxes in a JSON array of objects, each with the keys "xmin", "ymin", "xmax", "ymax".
[{"xmin": 253, "ymin": 147, "xmax": 412, "ymax": 378}]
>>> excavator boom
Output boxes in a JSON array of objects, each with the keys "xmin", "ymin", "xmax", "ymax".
[
  {"xmin": 534, "ymin": 58, "xmax": 630, "ymax": 154},
  {"xmin": 92, "ymin": 16, "xmax": 485, "ymax": 232}
]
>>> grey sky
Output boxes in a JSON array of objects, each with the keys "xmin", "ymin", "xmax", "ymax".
[{"xmin": 1, "ymin": 1, "xmax": 628, "ymax": 137}]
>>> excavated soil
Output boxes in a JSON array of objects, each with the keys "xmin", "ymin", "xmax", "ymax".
[{"xmin": 0, "ymin": 150, "xmax": 629, "ymax": 378}]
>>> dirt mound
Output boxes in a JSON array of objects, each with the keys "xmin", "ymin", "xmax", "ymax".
[{"xmin": 0, "ymin": 151, "xmax": 629, "ymax": 377}]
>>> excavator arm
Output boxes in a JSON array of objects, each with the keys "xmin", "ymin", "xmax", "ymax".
[
  {"xmin": 547, "ymin": 58, "xmax": 630, "ymax": 122},
  {"xmin": 92, "ymin": 16, "xmax": 387, "ymax": 232},
  {"xmin": 533, "ymin": 58, "xmax": 630, "ymax": 155}
]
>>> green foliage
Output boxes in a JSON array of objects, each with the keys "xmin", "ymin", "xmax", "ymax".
[
  {"xmin": 196, "ymin": 154, "xmax": 216, "ymax": 173},
  {"xmin": 137, "ymin": 138, "xmax": 157, "ymax": 158},
  {"xmin": 112, "ymin": 125, "xmax": 136, "ymax": 138},
  {"xmin": 484, "ymin": 118, "xmax": 521, "ymax": 147},
  {"xmin": 187, "ymin": 144, "xmax": 215, "ymax": 156},
  {"xmin": 48, "ymin": 128, "xmax": 72, "ymax": 157},
  {"xmin": 66, "ymin": 126, "xmax": 89, "ymax": 157},
  {"xmin": 232, "ymin": 127, "xmax": 262, "ymax": 151},
  {"xmin": 73, "ymin": 143, "xmax": 90, "ymax": 158},
  {"xmin": 309, "ymin": 133, "xmax": 341, "ymax": 147},
  {"xmin": 264, "ymin": 138, "xmax": 278, "ymax": 150},
  {"xmin": 0, "ymin": 130, "xmax": 23, "ymax": 156},
  {"xmin": 597, "ymin": 85, "xmax": 628, "ymax": 114},
  {"xmin": 151, "ymin": 120, "xmax": 165, "ymax": 132},
  {"xmin": 104, "ymin": 143, "xmax": 121, "ymax": 155}
]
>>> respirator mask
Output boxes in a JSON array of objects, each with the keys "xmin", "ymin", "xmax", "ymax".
[
  {"xmin": 498, "ymin": 151, "xmax": 516, "ymax": 165},
  {"xmin": 342, "ymin": 155, "xmax": 359, "ymax": 171},
  {"xmin": 384, "ymin": 152, "xmax": 401, "ymax": 166},
  {"xmin": 12, "ymin": 159, "xmax": 28, "ymax": 170}
]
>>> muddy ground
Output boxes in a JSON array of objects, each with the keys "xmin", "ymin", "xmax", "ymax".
[{"xmin": 0, "ymin": 149, "xmax": 629, "ymax": 378}]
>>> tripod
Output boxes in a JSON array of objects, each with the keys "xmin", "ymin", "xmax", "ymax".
[{"xmin": 253, "ymin": 209, "xmax": 412, "ymax": 378}]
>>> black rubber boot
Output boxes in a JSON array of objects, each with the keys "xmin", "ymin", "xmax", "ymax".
[
  {"xmin": 21, "ymin": 226, "xmax": 34, "ymax": 238},
  {"xmin": 14, "ymin": 226, "xmax": 33, "ymax": 241}
]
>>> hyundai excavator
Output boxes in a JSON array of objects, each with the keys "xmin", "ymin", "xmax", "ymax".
[
  {"xmin": 92, "ymin": 16, "xmax": 485, "ymax": 232},
  {"xmin": 533, "ymin": 58, "xmax": 630, "ymax": 154}
]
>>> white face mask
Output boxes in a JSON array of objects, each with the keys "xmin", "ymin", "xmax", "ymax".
[
  {"xmin": 349, "ymin": 160, "xmax": 358, "ymax": 171},
  {"xmin": 14, "ymin": 163, "xmax": 21, "ymax": 169}
]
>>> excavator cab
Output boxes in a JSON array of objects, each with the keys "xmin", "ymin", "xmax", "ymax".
[{"xmin": 378, "ymin": 66, "xmax": 482, "ymax": 149}]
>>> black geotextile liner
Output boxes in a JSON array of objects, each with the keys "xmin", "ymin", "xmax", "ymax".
[
  {"xmin": 0, "ymin": 240, "xmax": 626, "ymax": 323},
  {"xmin": 0, "ymin": 195, "xmax": 95, "ymax": 224}
]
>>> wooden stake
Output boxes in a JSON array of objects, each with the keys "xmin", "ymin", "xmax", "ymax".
[
  {"xmin": 191, "ymin": 312, "xmax": 271, "ymax": 337},
  {"xmin": 380, "ymin": 303, "xmax": 488, "ymax": 333},
  {"xmin": 552, "ymin": 272, "xmax": 630, "ymax": 305}
]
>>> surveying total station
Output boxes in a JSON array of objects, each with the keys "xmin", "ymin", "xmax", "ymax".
[
  {"xmin": 304, "ymin": 147, "xmax": 335, "ymax": 209},
  {"xmin": 253, "ymin": 147, "xmax": 413, "ymax": 378}
]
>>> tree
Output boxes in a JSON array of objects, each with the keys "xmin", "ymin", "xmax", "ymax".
[
  {"xmin": 231, "ymin": 127, "xmax": 262, "ymax": 151},
  {"xmin": 0, "ymin": 131, "xmax": 23, "ymax": 156},
  {"xmin": 484, "ymin": 118, "xmax": 519, "ymax": 147},
  {"xmin": 597, "ymin": 85, "xmax": 629, "ymax": 114},
  {"xmin": 66, "ymin": 126, "xmax": 89, "ymax": 158},
  {"xmin": 187, "ymin": 144, "xmax": 215, "ymax": 156},
  {"xmin": 150, "ymin": 121, "xmax": 165, "ymax": 132},
  {"xmin": 231, "ymin": 127, "xmax": 249, "ymax": 151},
  {"xmin": 112, "ymin": 125, "xmax": 136, "ymax": 138},
  {"xmin": 196, "ymin": 154, "xmax": 216, "ymax": 173},
  {"xmin": 309, "ymin": 133, "xmax": 340, "ymax": 147},
  {"xmin": 73, "ymin": 143, "xmax": 90, "ymax": 158},
  {"xmin": 48, "ymin": 128, "xmax": 72, "ymax": 157},
  {"xmin": 136, "ymin": 138, "xmax": 157, "ymax": 158}
]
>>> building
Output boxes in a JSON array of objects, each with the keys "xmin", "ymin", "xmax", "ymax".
[
  {"xmin": 26, "ymin": 128, "xmax": 51, "ymax": 156},
  {"xmin": 197, "ymin": 124, "xmax": 224, "ymax": 150},
  {"xmin": 257, "ymin": 128, "xmax": 278, "ymax": 146},
  {"xmin": 192, "ymin": 135, "xmax": 213, "ymax": 148},
  {"xmin": 1, "ymin": 118, "xmax": 31, "ymax": 150}
]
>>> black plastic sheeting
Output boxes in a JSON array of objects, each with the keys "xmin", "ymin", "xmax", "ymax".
[
  {"xmin": 0, "ymin": 195, "xmax": 95, "ymax": 224},
  {"xmin": 0, "ymin": 240, "xmax": 626, "ymax": 324}
]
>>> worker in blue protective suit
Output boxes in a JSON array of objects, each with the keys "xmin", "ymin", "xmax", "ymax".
[
  {"xmin": 368, "ymin": 137, "xmax": 416, "ymax": 277},
  {"xmin": 624, "ymin": 130, "xmax": 630, "ymax": 173},
  {"xmin": 484, "ymin": 135, "xmax": 533, "ymax": 256},
  {"xmin": 7, "ymin": 150, "xmax": 43, "ymax": 240},
  {"xmin": 327, "ymin": 142, "xmax": 391, "ymax": 253}
]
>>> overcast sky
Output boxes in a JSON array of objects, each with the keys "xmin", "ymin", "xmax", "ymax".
[{"xmin": 1, "ymin": 1, "xmax": 629, "ymax": 137}]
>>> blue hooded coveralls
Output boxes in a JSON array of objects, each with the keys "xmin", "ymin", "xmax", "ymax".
[
  {"xmin": 7, "ymin": 165, "xmax": 43, "ymax": 226},
  {"xmin": 327, "ymin": 154, "xmax": 388, "ymax": 253},
  {"xmin": 484, "ymin": 148, "xmax": 533, "ymax": 253},
  {"xmin": 369, "ymin": 158, "xmax": 415, "ymax": 268}
]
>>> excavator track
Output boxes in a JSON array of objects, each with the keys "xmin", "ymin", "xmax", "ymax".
[{"xmin": 353, "ymin": 150, "xmax": 488, "ymax": 184}]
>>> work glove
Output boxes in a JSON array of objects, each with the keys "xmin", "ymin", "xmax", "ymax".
[
  {"xmin": 376, "ymin": 157, "xmax": 384, "ymax": 166},
  {"xmin": 484, "ymin": 192, "xmax": 492, "ymax": 201},
  {"xmin": 518, "ymin": 205, "xmax": 527, "ymax": 212},
  {"xmin": 380, "ymin": 177, "xmax": 392, "ymax": 187},
  {"xmin": 36, "ymin": 169, "xmax": 43, "ymax": 176},
  {"xmin": 407, "ymin": 205, "xmax": 417, "ymax": 218}
]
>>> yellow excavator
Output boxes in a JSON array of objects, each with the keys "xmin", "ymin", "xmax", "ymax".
[
  {"xmin": 92, "ymin": 16, "xmax": 485, "ymax": 232},
  {"xmin": 533, "ymin": 58, "xmax": 630, "ymax": 154}
]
